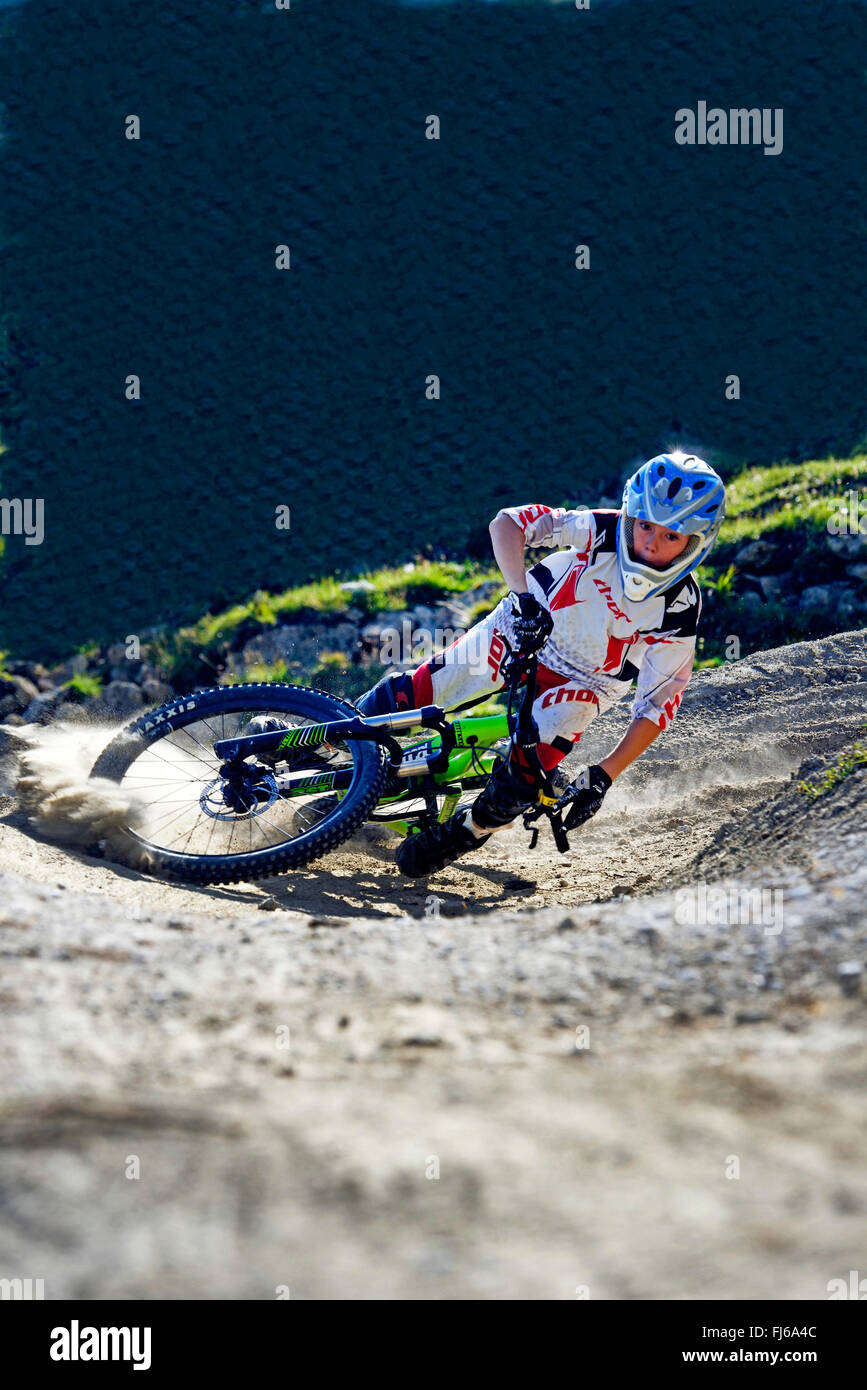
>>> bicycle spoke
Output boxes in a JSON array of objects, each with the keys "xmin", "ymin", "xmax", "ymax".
[{"xmin": 113, "ymin": 698, "xmax": 365, "ymax": 866}]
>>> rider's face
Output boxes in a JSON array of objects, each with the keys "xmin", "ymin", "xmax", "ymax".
[{"xmin": 631, "ymin": 518, "xmax": 691, "ymax": 569}]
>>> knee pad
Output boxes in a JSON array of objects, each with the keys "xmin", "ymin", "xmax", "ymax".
[
  {"xmin": 471, "ymin": 755, "xmax": 538, "ymax": 830},
  {"xmin": 355, "ymin": 670, "xmax": 417, "ymax": 717}
]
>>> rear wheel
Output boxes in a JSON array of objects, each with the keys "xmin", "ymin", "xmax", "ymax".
[{"xmin": 89, "ymin": 683, "xmax": 389, "ymax": 884}]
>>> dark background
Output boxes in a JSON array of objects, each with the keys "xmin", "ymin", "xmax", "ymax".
[{"xmin": 0, "ymin": 0, "xmax": 865, "ymax": 659}]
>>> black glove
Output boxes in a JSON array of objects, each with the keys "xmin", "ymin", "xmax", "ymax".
[
  {"xmin": 508, "ymin": 590, "xmax": 554, "ymax": 654},
  {"xmin": 560, "ymin": 764, "xmax": 612, "ymax": 832}
]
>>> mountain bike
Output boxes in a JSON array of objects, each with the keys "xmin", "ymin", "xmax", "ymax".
[{"xmin": 89, "ymin": 641, "xmax": 581, "ymax": 885}]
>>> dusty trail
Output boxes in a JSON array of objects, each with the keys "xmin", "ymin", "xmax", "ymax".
[{"xmin": 0, "ymin": 629, "xmax": 866, "ymax": 1298}]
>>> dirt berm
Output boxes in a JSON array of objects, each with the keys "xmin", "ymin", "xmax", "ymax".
[{"xmin": 1, "ymin": 629, "xmax": 865, "ymax": 1299}]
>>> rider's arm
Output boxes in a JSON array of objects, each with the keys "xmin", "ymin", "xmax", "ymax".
[
  {"xmin": 598, "ymin": 715, "xmax": 663, "ymax": 780},
  {"xmin": 490, "ymin": 504, "xmax": 595, "ymax": 593},
  {"xmin": 489, "ymin": 514, "xmax": 532, "ymax": 594},
  {"xmin": 600, "ymin": 629, "xmax": 697, "ymax": 779}
]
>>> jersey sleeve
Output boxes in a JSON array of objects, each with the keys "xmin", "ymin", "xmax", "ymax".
[
  {"xmin": 495, "ymin": 503, "xmax": 595, "ymax": 551},
  {"xmin": 631, "ymin": 635, "xmax": 696, "ymax": 729},
  {"xmin": 631, "ymin": 579, "xmax": 702, "ymax": 728}
]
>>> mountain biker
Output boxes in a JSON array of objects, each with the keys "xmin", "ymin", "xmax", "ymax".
[{"xmin": 356, "ymin": 452, "xmax": 726, "ymax": 877}]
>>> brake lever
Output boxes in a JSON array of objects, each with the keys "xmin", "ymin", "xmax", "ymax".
[
  {"xmin": 522, "ymin": 802, "xmax": 570, "ymax": 854},
  {"xmin": 550, "ymin": 812, "xmax": 570, "ymax": 854}
]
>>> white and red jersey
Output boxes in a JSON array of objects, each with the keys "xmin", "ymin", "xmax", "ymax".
[{"xmin": 496, "ymin": 504, "xmax": 702, "ymax": 730}]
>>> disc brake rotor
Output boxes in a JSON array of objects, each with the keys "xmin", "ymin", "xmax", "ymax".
[{"xmin": 200, "ymin": 767, "xmax": 279, "ymax": 820}]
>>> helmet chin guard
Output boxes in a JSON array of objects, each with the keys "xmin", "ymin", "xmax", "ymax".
[{"xmin": 617, "ymin": 453, "xmax": 725, "ymax": 602}]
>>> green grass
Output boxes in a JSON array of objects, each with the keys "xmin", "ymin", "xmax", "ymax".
[
  {"xmin": 798, "ymin": 740, "xmax": 867, "ymax": 803},
  {"xmin": 62, "ymin": 671, "xmax": 104, "ymax": 701},
  {"xmin": 143, "ymin": 560, "xmax": 503, "ymax": 687},
  {"xmin": 224, "ymin": 659, "xmax": 292, "ymax": 686},
  {"xmin": 466, "ymin": 594, "xmax": 503, "ymax": 625},
  {"xmin": 18, "ymin": 450, "xmax": 866, "ymax": 692},
  {"xmin": 695, "ymin": 562, "xmax": 737, "ymax": 595},
  {"xmin": 689, "ymin": 453, "xmax": 867, "ymax": 662},
  {"xmin": 712, "ymin": 455, "xmax": 867, "ymax": 549}
]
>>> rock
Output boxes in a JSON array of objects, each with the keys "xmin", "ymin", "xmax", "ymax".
[
  {"xmin": 736, "ymin": 573, "xmax": 766, "ymax": 602},
  {"xmin": 329, "ymin": 622, "xmax": 362, "ymax": 656},
  {"xmin": 800, "ymin": 584, "xmax": 858, "ymax": 614},
  {"xmin": 98, "ymin": 681, "xmax": 146, "ymax": 717},
  {"xmin": 432, "ymin": 602, "xmax": 471, "ymax": 631},
  {"xmin": 838, "ymin": 961, "xmax": 863, "ymax": 997},
  {"xmin": 339, "ymin": 580, "xmax": 375, "ymax": 594},
  {"xmin": 0, "ymin": 694, "xmax": 18, "ymax": 718},
  {"xmin": 109, "ymin": 662, "xmax": 144, "ymax": 682},
  {"xmin": 241, "ymin": 624, "xmax": 321, "ymax": 670},
  {"xmin": 827, "ymin": 533, "xmax": 865, "ymax": 560},
  {"xmin": 757, "ymin": 574, "xmax": 783, "ymax": 601},
  {"xmin": 8, "ymin": 661, "xmax": 48, "ymax": 681},
  {"xmin": 105, "ymin": 644, "xmax": 153, "ymax": 680},
  {"xmin": 848, "ymin": 563, "xmax": 867, "ymax": 583},
  {"xmin": 4, "ymin": 674, "xmax": 39, "ymax": 710},
  {"xmin": 733, "ymin": 539, "xmax": 777, "ymax": 571},
  {"xmin": 800, "ymin": 586, "xmax": 833, "ymax": 608},
  {"xmin": 242, "ymin": 621, "xmax": 359, "ymax": 671},
  {"xmin": 461, "ymin": 580, "xmax": 503, "ymax": 610},
  {"xmin": 22, "ymin": 689, "xmax": 67, "ymax": 724},
  {"xmin": 140, "ymin": 679, "xmax": 175, "ymax": 705},
  {"xmin": 636, "ymin": 925, "xmax": 659, "ymax": 947},
  {"xmin": 57, "ymin": 704, "xmax": 90, "ymax": 723},
  {"xmin": 48, "ymin": 653, "xmax": 90, "ymax": 684}
]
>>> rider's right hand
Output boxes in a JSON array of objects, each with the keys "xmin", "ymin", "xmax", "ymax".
[{"xmin": 508, "ymin": 590, "xmax": 554, "ymax": 655}]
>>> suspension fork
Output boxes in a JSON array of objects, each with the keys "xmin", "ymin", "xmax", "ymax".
[{"xmin": 503, "ymin": 647, "xmax": 571, "ymax": 853}]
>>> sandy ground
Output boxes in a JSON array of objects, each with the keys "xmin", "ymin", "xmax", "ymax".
[{"xmin": 0, "ymin": 629, "xmax": 866, "ymax": 1299}]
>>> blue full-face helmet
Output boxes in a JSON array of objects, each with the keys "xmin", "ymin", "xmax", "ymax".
[{"xmin": 617, "ymin": 453, "xmax": 726, "ymax": 601}]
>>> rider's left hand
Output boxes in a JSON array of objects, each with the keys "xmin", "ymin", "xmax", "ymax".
[
  {"xmin": 561, "ymin": 764, "xmax": 612, "ymax": 831},
  {"xmin": 508, "ymin": 591, "xmax": 553, "ymax": 654}
]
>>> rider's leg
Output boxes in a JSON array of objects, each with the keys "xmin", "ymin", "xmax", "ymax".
[
  {"xmin": 356, "ymin": 604, "xmax": 510, "ymax": 716},
  {"xmin": 466, "ymin": 672, "xmax": 600, "ymax": 834},
  {"xmin": 395, "ymin": 667, "xmax": 602, "ymax": 876}
]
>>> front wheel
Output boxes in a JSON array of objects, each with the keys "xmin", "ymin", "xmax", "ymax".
[{"xmin": 89, "ymin": 683, "xmax": 389, "ymax": 884}]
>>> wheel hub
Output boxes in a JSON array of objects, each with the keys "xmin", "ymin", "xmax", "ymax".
[{"xmin": 201, "ymin": 764, "xmax": 279, "ymax": 820}]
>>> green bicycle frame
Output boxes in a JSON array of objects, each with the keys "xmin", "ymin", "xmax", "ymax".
[{"xmin": 278, "ymin": 708, "xmax": 511, "ymax": 819}]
